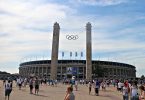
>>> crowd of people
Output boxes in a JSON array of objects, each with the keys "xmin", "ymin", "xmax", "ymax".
[
  {"xmin": 2, "ymin": 76, "xmax": 145, "ymax": 100},
  {"xmin": 85, "ymin": 79, "xmax": 145, "ymax": 100}
]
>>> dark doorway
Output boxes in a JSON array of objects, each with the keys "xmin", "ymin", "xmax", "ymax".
[{"xmin": 67, "ymin": 74, "xmax": 72, "ymax": 79}]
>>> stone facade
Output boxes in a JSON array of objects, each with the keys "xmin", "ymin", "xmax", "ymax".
[{"xmin": 19, "ymin": 60, "xmax": 136, "ymax": 79}]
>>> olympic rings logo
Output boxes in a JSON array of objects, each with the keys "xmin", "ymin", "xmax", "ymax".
[{"xmin": 66, "ymin": 35, "xmax": 79, "ymax": 40}]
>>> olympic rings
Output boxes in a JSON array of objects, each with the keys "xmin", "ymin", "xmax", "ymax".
[{"xmin": 66, "ymin": 35, "xmax": 79, "ymax": 40}]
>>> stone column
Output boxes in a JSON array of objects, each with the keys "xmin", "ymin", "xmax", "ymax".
[
  {"xmin": 22, "ymin": 68, "xmax": 24, "ymax": 76},
  {"xmin": 42, "ymin": 66, "xmax": 44, "ymax": 77},
  {"xmin": 112, "ymin": 68, "xmax": 114, "ymax": 77},
  {"xmin": 25, "ymin": 67, "xmax": 27, "ymax": 76},
  {"xmin": 29, "ymin": 67, "xmax": 31, "ymax": 75},
  {"xmin": 83, "ymin": 67, "xmax": 85, "ymax": 79},
  {"xmin": 28, "ymin": 67, "xmax": 30, "ymax": 76},
  {"xmin": 24, "ymin": 68, "xmax": 26, "ymax": 77},
  {"xmin": 86, "ymin": 22, "xmax": 92, "ymax": 80},
  {"xmin": 60, "ymin": 66, "xmax": 62, "ymax": 79},
  {"xmin": 30, "ymin": 67, "xmax": 32, "ymax": 74},
  {"xmin": 120, "ymin": 69, "xmax": 122, "ymax": 78},
  {"xmin": 50, "ymin": 22, "xmax": 60, "ymax": 80},
  {"xmin": 115, "ymin": 69, "xmax": 117, "ymax": 78},
  {"xmin": 122, "ymin": 69, "xmax": 124, "ymax": 77},
  {"xmin": 38, "ymin": 67, "xmax": 40, "ymax": 77},
  {"xmin": 34, "ymin": 66, "xmax": 36, "ymax": 76},
  {"xmin": 46, "ymin": 66, "xmax": 48, "ymax": 78},
  {"xmin": 117, "ymin": 69, "xmax": 118, "ymax": 78},
  {"xmin": 125, "ymin": 69, "xmax": 127, "ymax": 77}
]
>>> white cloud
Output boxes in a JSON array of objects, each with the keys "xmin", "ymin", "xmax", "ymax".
[
  {"xmin": 75, "ymin": 0, "xmax": 128, "ymax": 6},
  {"xmin": 0, "ymin": 0, "xmax": 145, "ymax": 76},
  {"xmin": 0, "ymin": 0, "xmax": 75, "ymax": 33},
  {"xmin": 0, "ymin": 0, "xmax": 73, "ymax": 67}
]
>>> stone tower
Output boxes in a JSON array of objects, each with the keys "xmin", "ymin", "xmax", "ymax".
[
  {"xmin": 50, "ymin": 22, "xmax": 60, "ymax": 80},
  {"xmin": 86, "ymin": 22, "xmax": 92, "ymax": 80}
]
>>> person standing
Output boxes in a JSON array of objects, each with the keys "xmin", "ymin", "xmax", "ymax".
[
  {"xmin": 35, "ymin": 77, "xmax": 39, "ymax": 95},
  {"xmin": 29, "ymin": 78, "xmax": 33, "ymax": 94},
  {"xmin": 88, "ymin": 81, "xmax": 92, "ymax": 95},
  {"xmin": 5, "ymin": 80, "xmax": 12, "ymax": 100},
  {"xmin": 17, "ymin": 77, "xmax": 22, "ymax": 90},
  {"xmin": 118, "ymin": 81, "xmax": 123, "ymax": 92},
  {"xmin": 74, "ymin": 80, "xmax": 78, "ymax": 91},
  {"xmin": 101, "ymin": 81, "xmax": 106, "ymax": 91},
  {"xmin": 139, "ymin": 85, "xmax": 145, "ymax": 100},
  {"xmin": 95, "ymin": 79, "xmax": 100, "ymax": 96},
  {"xmin": 112, "ymin": 79, "xmax": 116, "ymax": 87},
  {"xmin": 54, "ymin": 79, "xmax": 58, "ymax": 87},
  {"xmin": 122, "ymin": 82, "xmax": 129, "ymax": 100},
  {"xmin": 130, "ymin": 82, "xmax": 139, "ymax": 100},
  {"xmin": 64, "ymin": 86, "xmax": 75, "ymax": 100},
  {"xmin": 23, "ymin": 78, "xmax": 27, "ymax": 87}
]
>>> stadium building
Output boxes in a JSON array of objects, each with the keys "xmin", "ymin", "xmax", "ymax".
[
  {"xmin": 19, "ymin": 60, "xmax": 136, "ymax": 79},
  {"xmin": 19, "ymin": 22, "xmax": 136, "ymax": 80}
]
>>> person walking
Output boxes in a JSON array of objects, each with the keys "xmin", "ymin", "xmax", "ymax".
[{"xmin": 5, "ymin": 80, "xmax": 12, "ymax": 100}]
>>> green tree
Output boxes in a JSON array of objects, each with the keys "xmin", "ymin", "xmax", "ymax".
[{"xmin": 141, "ymin": 75, "xmax": 145, "ymax": 80}]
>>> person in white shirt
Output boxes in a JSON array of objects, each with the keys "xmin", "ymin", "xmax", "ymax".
[
  {"xmin": 17, "ymin": 78, "xmax": 22, "ymax": 90},
  {"xmin": 130, "ymin": 82, "xmax": 139, "ymax": 100},
  {"xmin": 80, "ymin": 80, "xmax": 82, "ymax": 85},
  {"xmin": 74, "ymin": 80, "xmax": 78, "ymax": 91},
  {"xmin": 5, "ymin": 80, "xmax": 12, "ymax": 100},
  {"xmin": 101, "ymin": 81, "xmax": 106, "ymax": 91},
  {"xmin": 55, "ymin": 80, "xmax": 58, "ymax": 87},
  {"xmin": 82, "ymin": 80, "xmax": 85, "ymax": 85},
  {"xmin": 118, "ymin": 81, "xmax": 123, "ymax": 92},
  {"xmin": 24, "ymin": 78, "xmax": 27, "ymax": 87}
]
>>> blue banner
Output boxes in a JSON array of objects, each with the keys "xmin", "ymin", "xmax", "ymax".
[{"xmin": 67, "ymin": 67, "xmax": 77, "ymax": 75}]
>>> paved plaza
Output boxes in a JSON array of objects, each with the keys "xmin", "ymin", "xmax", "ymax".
[{"xmin": 0, "ymin": 81, "xmax": 123, "ymax": 100}]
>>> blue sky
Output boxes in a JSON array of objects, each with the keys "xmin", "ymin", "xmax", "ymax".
[{"xmin": 0, "ymin": 0, "xmax": 145, "ymax": 77}]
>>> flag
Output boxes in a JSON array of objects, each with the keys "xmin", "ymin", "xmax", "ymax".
[
  {"xmin": 75, "ymin": 52, "xmax": 77, "ymax": 57},
  {"xmin": 62, "ymin": 52, "xmax": 64, "ymax": 57},
  {"xmin": 70, "ymin": 52, "xmax": 72, "ymax": 57},
  {"xmin": 81, "ymin": 52, "xmax": 83, "ymax": 57}
]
